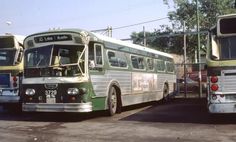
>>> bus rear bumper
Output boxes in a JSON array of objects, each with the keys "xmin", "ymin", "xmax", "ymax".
[
  {"xmin": 22, "ymin": 102, "xmax": 92, "ymax": 112},
  {"xmin": 0, "ymin": 96, "xmax": 20, "ymax": 103},
  {"xmin": 208, "ymin": 103, "xmax": 236, "ymax": 113}
]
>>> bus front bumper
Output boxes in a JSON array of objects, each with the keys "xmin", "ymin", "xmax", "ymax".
[
  {"xmin": 208, "ymin": 103, "xmax": 236, "ymax": 113},
  {"xmin": 22, "ymin": 102, "xmax": 92, "ymax": 112}
]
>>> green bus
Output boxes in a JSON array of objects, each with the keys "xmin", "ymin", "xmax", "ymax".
[
  {"xmin": 0, "ymin": 34, "xmax": 24, "ymax": 109},
  {"xmin": 207, "ymin": 14, "xmax": 236, "ymax": 113},
  {"xmin": 22, "ymin": 29, "xmax": 176, "ymax": 115}
]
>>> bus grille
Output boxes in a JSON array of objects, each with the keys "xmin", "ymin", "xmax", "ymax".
[
  {"xmin": 225, "ymin": 94, "xmax": 236, "ymax": 101},
  {"xmin": 222, "ymin": 70, "xmax": 236, "ymax": 92}
]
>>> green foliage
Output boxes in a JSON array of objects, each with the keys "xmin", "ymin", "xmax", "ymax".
[
  {"xmin": 168, "ymin": 0, "xmax": 236, "ymax": 30},
  {"xmin": 130, "ymin": 0, "xmax": 236, "ymax": 59}
]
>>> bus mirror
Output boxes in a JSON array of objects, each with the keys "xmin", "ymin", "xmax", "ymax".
[
  {"xmin": 89, "ymin": 60, "xmax": 95, "ymax": 69},
  {"xmin": 15, "ymin": 50, "xmax": 23, "ymax": 64},
  {"xmin": 89, "ymin": 60, "xmax": 103, "ymax": 71},
  {"xmin": 204, "ymin": 64, "xmax": 207, "ymax": 70},
  {"xmin": 211, "ymin": 37, "xmax": 219, "ymax": 60}
]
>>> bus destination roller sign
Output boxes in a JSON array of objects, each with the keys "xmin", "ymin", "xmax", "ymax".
[{"xmin": 34, "ymin": 34, "xmax": 72, "ymax": 43}]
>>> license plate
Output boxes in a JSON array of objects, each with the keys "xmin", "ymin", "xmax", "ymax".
[{"xmin": 45, "ymin": 90, "xmax": 57, "ymax": 103}]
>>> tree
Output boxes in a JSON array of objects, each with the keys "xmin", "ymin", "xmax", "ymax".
[
  {"xmin": 130, "ymin": 0, "xmax": 236, "ymax": 59},
  {"xmin": 165, "ymin": 0, "xmax": 236, "ymax": 31}
]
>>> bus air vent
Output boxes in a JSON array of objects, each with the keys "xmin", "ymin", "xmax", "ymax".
[{"xmin": 44, "ymin": 84, "xmax": 58, "ymax": 89}]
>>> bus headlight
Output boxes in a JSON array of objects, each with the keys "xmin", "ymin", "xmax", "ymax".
[
  {"xmin": 25, "ymin": 89, "xmax": 35, "ymax": 95},
  {"xmin": 67, "ymin": 88, "xmax": 79, "ymax": 95}
]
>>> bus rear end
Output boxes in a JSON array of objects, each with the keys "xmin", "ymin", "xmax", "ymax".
[
  {"xmin": 207, "ymin": 14, "xmax": 236, "ymax": 113},
  {"xmin": 0, "ymin": 35, "xmax": 24, "ymax": 107}
]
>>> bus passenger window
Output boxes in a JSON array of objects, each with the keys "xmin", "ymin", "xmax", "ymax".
[
  {"xmin": 108, "ymin": 51, "xmax": 127, "ymax": 68},
  {"xmin": 166, "ymin": 62, "xmax": 175, "ymax": 72},
  {"xmin": 157, "ymin": 60, "xmax": 165, "ymax": 71},
  {"xmin": 95, "ymin": 44, "xmax": 103, "ymax": 65},
  {"xmin": 138, "ymin": 57, "xmax": 145, "ymax": 69},
  {"xmin": 147, "ymin": 58, "xmax": 154, "ymax": 70},
  {"xmin": 131, "ymin": 56, "xmax": 144, "ymax": 69},
  {"xmin": 131, "ymin": 56, "xmax": 139, "ymax": 69},
  {"xmin": 108, "ymin": 51, "xmax": 118, "ymax": 66}
]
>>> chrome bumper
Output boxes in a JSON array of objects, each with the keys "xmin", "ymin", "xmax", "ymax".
[
  {"xmin": 208, "ymin": 103, "xmax": 236, "ymax": 113},
  {"xmin": 22, "ymin": 102, "xmax": 92, "ymax": 112},
  {"xmin": 0, "ymin": 96, "xmax": 20, "ymax": 103}
]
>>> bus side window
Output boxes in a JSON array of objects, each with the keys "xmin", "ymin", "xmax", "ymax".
[
  {"xmin": 131, "ymin": 56, "xmax": 139, "ymax": 69},
  {"xmin": 138, "ymin": 57, "xmax": 145, "ymax": 69},
  {"xmin": 16, "ymin": 47, "xmax": 23, "ymax": 64},
  {"xmin": 156, "ymin": 60, "xmax": 165, "ymax": 72},
  {"xmin": 166, "ymin": 62, "xmax": 175, "ymax": 73},
  {"xmin": 108, "ymin": 51, "xmax": 127, "ymax": 68},
  {"xmin": 95, "ymin": 44, "xmax": 103, "ymax": 65},
  {"xmin": 131, "ymin": 55, "xmax": 144, "ymax": 69},
  {"xmin": 147, "ymin": 58, "xmax": 154, "ymax": 70}
]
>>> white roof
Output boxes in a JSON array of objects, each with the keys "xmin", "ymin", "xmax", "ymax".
[
  {"xmin": 14, "ymin": 35, "xmax": 25, "ymax": 44},
  {"xmin": 92, "ymin": 32, "xmax": 173, "ymax": 59},
  {"xmin": 1, "ymin": 34, "xmax": 25, "ymax": 44}
]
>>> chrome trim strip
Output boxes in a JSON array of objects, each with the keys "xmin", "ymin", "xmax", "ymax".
[
  {"xmin": 0, "ymin": 96, "xmax": 20, "ymax": 103},
  {"xmin": 22, "ymin": 102, "xmax": 92, "ymax": 112}
]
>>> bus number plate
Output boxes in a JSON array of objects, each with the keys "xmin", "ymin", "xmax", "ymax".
[{"xmin": 45, "ymin": 90, "xmax": 57, "ymax": 104}]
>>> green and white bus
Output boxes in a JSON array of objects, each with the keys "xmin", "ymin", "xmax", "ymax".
[
  {"xmin": 22, "ymin": 29, "xmax": 176, "ymax": 115},
  {"xmin": 207, "ymin": 14, "xmax": 236, "ymax": 113},
  {"xmin": 0, "ymin": 34, "xmax": 24, "ymax": 108}
]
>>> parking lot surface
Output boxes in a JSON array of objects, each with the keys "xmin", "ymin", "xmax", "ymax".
[{"xmin": 0, "ymin": 98, "xmax": 235, "ymax": 142}]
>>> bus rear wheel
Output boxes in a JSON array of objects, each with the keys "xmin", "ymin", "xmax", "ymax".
[{"xmin": 107, "ymin": 86, "xmax": 118, "ymax": 116}]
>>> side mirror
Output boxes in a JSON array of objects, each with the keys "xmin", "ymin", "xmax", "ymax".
[
  {"xmin": 15, "ymin": 50, "xmax": 23, "ymax": 64},
  {"xmin": 89, "ymin": 60, "xmax": 95, "ymax": 69}
]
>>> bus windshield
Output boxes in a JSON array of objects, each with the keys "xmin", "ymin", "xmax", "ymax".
[
  {"xmin": 0, "ymin": 49, "xmax": 16, "ymax": 66},
  {"xmin": 24, "ymin": 44, "xmax": 85, "ymax": 77},
  {"xmin": 219, "ymin": 36, "xmax": 236, "ymax": 59}
]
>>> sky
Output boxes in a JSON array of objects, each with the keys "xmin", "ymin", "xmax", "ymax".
[{"xmin": 1, "ymin": 0, "xmax": 174, "ymax": 40}]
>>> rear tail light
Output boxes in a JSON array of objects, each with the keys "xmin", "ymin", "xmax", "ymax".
[
  {"xmin": 12, "ymin": 76, "xmax": 18, "ymax": 82},
  {"xmin": 12, "ymin": 76, "xmax": 18, "ymax": 88},
  {"xmin": 13, "ymin": 82, "xmax": 17, "ymax": 87},
  {"xmin": 211, "ymin": 84, "xmax": 219, "ymax": 91},
  {"xmin": 210, "ymin": 76, "xmax": 218, "ymax": 83}
]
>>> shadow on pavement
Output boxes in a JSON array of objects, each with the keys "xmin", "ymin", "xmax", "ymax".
[
  {"xmin": 0, "ymin": 109, "xmax": 109, "ymax": 122},
  {"xmin": 121, "ymin": 98, "xmax": 236, "ymax": 125}
]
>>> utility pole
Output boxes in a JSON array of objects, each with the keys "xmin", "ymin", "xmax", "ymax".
[
  {"xmin": 183, "ymin": 21, "xmax": 187, "ymax": 98},
  {"xmin": 143, "ymin": 26, "xmax": 146, "ymax": 46},
  {"xmin": 196, "ymin": 0, "xmax": 202, "ymax": 98},
  {"xmin": 108, "ymin": 26, "xmax": 112, "ymax": 37}
]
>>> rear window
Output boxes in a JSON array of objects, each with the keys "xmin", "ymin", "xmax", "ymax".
[{"xmin": 0, "ymin": 37, "xmax": 14, "ymax": 49}]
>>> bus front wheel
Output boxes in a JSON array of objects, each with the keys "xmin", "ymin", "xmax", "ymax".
[{"xmin": 107, "ymin": 86, "xmax": 118, "ymax": 116}]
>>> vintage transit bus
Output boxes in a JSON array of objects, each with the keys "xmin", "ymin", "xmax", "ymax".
[
  {"xmin": 207, "ymin": 14, "xmax": 236, "ymax": 113},
  {"xmin": 22, "ymin": 29, "xmax": 176, "ymax": 115},
  {"xmin": 0, "ymin": 34, "xmax": 24, "ymax": 109}
]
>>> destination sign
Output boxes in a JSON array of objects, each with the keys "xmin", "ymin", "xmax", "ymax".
[{"xmin": 34, "ymin": 34, "xmax": 72, "ymax": 43}]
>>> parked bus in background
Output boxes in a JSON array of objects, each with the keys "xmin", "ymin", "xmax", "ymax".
[
  {"xmin": 22, "ymin": 29, "xmax": 176, "ymax": 115},
  {"xmin": 207, "ymin": 14, "xmax": 236, "ymax": 113},
  {"xmin": 0, "ymin": 34, "xmax": 24, "ymax": 110}
]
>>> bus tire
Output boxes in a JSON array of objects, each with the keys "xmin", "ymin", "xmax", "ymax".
[
  {"xmin": 162, "ymin": 83, "xmax": 169, "ymax": 102},
  {"xmin": 107, "ymin": 86, "xmax": 118, "ymax": 116}
]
